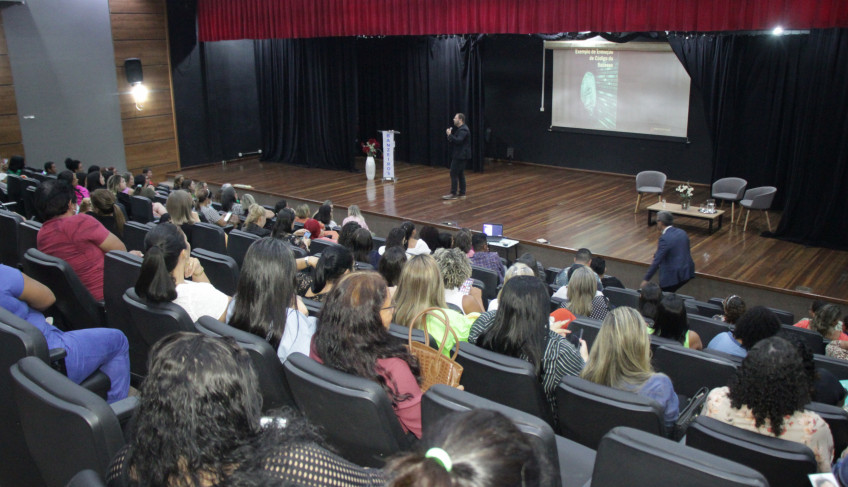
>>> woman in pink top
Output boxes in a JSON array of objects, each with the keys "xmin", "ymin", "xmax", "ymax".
[{"xmin": 310, "ymin": 272, "xmax": 422, "ymax": 438}]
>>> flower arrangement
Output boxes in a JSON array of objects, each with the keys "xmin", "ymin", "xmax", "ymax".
[
  {"xmin": 361, "ymin": 138, "xmax": 381, "ymax": 158},
  {"xmin": 675, "ymin": 183, "xmax": 694, "ymax": 201}
]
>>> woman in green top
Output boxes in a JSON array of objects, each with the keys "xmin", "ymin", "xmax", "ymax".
[
  {"xmin": 392, "ymin": 254, "xmax": 473, "ymax": 356},
  {"xmin": 648, "ymin": 294, "xmax": 702, "ymax": 350}
]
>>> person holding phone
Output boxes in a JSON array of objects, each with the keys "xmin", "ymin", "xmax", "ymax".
[{"xmin": 468, "ymin": 276, "xmax": 588, "ymax": 419}]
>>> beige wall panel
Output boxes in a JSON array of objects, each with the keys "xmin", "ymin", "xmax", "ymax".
[
  {"xmin": 122, "ymin": 114, "xmax": 174, "ymax": 145},
  {"xmin": 113, "ymin": 39, "xmax": 169, "ymax": 66},
  {"xmin": 0, "ymin": 85, "xmax": 18, "ymax": 115},
  {"xmin": 108, "ymin": 0, "xmax": 164, "ymax": 15},
  {"xmin": 0, "ymin": 114, "xmax": 22, "ymax": 145},
  {"xmin": 0, "ymin": 143, "xmax": 25, "ymax": 159},
  {"xmin": 125, "ymin": 138, "xmax": 178, "ymax": 167},
  {"xmin": 111, "ymin": 14, "xmax": 166, "ymax": 41},
  {"xmin": 0, "ymin": 55, "xmax": 12, "ymax": 85}
]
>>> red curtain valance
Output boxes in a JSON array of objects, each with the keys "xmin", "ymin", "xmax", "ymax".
[{"xmin": 197, "ymin": 0, "xmax": 848, "ymax": 42}]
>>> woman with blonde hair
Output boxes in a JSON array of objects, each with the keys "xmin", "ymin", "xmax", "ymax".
[
  {"xmin": 561, "ymin": 265, "xmax": 608, "ymax": 320},
  {"xmin": 488, "ymin": 262, "xmax": 535, "ymax": 311},
  {"xmin": 581, "ymin": 306, "xmax": 679, "ymax": 429},
  {"xmin": 392, "ymin": 254, "xmax": 473, "ymax": 355},
  {"xmin": 342, "ymin": 204, "xmax": 369, "ymax": 230},
  {"xmin": 106, "ymin": 173, "xmax": 127, "ymax": 196},
  {"xmin": 294, "ymin": 203, "xmax": 311, "ymax": 224},
  {"xmin": 433, "ymin": 247, "xmax": 484, "ymax": 315},
  {"xmin": 165, "ymin": 189, "xmax": 200, "ymax": 226},
  {"xmin": 243, "ymin": 203, "xmax": 271, "ymax": 237},
  {"xmin": 241, "ymin": 193, "xmax": 274, "ymax": 219}
]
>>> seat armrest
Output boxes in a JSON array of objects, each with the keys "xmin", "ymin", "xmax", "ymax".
[
  {"xmin": 48, "ymin": 347, "xmax": 68, "ymax": 375},
  {"xmin": 110, "ymin": 396, "xmax": 139, "ymax": 422}
]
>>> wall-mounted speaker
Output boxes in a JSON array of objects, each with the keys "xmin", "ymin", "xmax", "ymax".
[{"xmin": 124, "ymin": 58, "xmax": 143, "ymax": 84}]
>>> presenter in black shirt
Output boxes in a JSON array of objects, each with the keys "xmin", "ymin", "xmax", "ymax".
[{"xmin": 443, "ymin": 113, "xmax": 471, "ymax": 200}]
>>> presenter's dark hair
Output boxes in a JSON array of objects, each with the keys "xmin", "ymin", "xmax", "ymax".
[
  {"xmin": 385, "ymin": 409, "xmax": 545, "ymax": 487},
  {"xmin": 136, "ymin": 223, "xmax": 186, "ymax": 303},
  {"xmin": 311, "ymin": 245, "xmax": 353, "ymax": 294},
  {"xmin": 230, "ymin": 238, "xmax": 297, "ymax": 350},
  {"xmin": 379, "ymin": 246, "xmax": 407, "ymax": 287},
  {"xmin": 455, "ymin": 113, "xmax": 465, "ymax": 122},
  {"xmin": 34, "ymin": 179, "xmax": 75, "ymax": 221},
  {"xmin": 652, "ymin": 294, "xmax": 689, "ymax": 344}
]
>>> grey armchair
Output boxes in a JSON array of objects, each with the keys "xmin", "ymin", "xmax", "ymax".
[
  {"xmin": 711, "ymin": 177, "xmax": 747, "ymax": 224},
  {"xmin": 634, "ymin": 171, "xmax": 666, "ymax": 213},
  {"xmin": 739, "ymin": 186, "xmax": 777, "ymax": 231}
]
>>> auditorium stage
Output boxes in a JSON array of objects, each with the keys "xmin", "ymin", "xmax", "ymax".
[{"xmin": 172, "ymin": 159, "xmax": 848, "ymax": 306}]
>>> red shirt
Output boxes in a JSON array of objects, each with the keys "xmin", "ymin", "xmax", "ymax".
[{"xmin": 37, "ymin": 213, "xmax": 110, "ymax": 301}]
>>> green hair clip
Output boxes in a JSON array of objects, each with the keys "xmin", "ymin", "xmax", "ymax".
[{"xmin": 425, "ymin": 447, "xmax": 453, "ymax": 472}]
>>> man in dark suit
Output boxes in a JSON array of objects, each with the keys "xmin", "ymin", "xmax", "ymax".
[
  {"xmin": 641, "ymin": 211, "xmax": 695, "ymax": 292},
  {"xmin": 443, "ymin": 112, "xmax": 471, "ymax": 200}
]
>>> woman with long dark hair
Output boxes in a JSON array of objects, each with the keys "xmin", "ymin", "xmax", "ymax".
[
  {"xmin": 650, "ymin": 294, "xmax": 702, "ymax": 350},
  {"xmin": 296, "ymin": 245, "xmax": 353, "ymax": 302},
  {"xmin": 227, "ymin": 238, "xmax": 314, "ymax": 362},
  {"xmin": 637, "ymin": 282, "xmax": 662, "ymax": 322},
  {"xmin": 312, "ymin": 272, "xmax": 423, "ymax": 438},
  {"xmin": 135, "ymin": 223, "xmax": 230, "ymax": 322},
  {"xmin": 704, "ymin": 336, "xmax": 834, "ymax": 472},
  {"xmin": 470, "ymin": 275, "xmax": 588, "ymax": 416},
  {"xmin": 581, "ymin": 307, "xmax": 679, "ymax": 429},
  {"xmin": 378, "ymin": 246, "xmax": 407, "ymax": 299},
  {"xmin": 109, "ymin": 332, "xmax": 384, "ymax": 486},
  {"xmin": 271, "ymin": 207, "xmax": 309, "ymax": 250},
  {"xmin": 371, "ymin": 226, "xmax": 408, "ymax": 268}
]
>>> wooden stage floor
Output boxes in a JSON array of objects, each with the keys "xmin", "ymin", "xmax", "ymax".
[{"xmin": 174, "ymin": 159, "xmax": 848, "ymax": 304}]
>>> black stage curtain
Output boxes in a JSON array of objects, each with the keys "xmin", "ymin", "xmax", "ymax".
[
  {"xmin": 356, "ymin": 35, "xmax": 484, "ymax": 171},
  {"xmin": 254, "ymin": 38, "xmax": 359, "ymax": 170},
  {"xmin": 670, "ymin": 30, "xmax": 848, "ymax": 249}
]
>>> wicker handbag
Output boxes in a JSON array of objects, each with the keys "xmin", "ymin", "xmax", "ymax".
[{"xmin": 408, "ymin": 307, "xmax": 463, "ymax": 391}]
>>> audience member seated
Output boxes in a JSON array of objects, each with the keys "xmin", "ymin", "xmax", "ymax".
[
  {"xmin": 337, "ymin": 221, "xmax": 362, "ymax": 249},
  {"xmin": 417, "ymin": 225, "xmax": 440, "ymax": 252},
  {"xmin": 437, "ymin": 232, "xmax": 453, "ymax": 250},
  {"xmin": 6, "ymin": 154, "xmax": 24, "ymax": 176},
  {"xmin": 470, "ymin": 276, "xmax": 588, "ymax": 417},
  {"xmin": 816, "ymin": 305, "xmax": 848, "ymax": 359},
  {"xmin": 43, "ymin": 161, "xmax": 57, "ymax": 176},
  {"xmin": 582, "ymin": 306, "xmax": 680, "ymax": 429},
  {"xmin": 342, "ymin": 204, "xmax": 369, "ymax": 230},
  {"xmin": 515, "ymin": 252, "xmax": 547, "ymax": 283},
  {"xmin": 795, "ymin": 299, "xmax": 828, "ymax": 329},
  {"xmin": 106, "ymin": 174, "xmax": 128, "ymax": 197},
  {"xmin": 64, "ymin": 157, "xmax": 83, "ymax": 174},
  {"xmin": 85, "ymin": 168, "xmax": 106, "ymax": 192},
  {"xmin": 134, "ymin": 185, "xmax": 166, "ymax": 219},
  {"xmin": 311, "ymin": 272, "xmax": 423, "ymax": 438},
  {"xmin": 304, "ymin": 218, "xmax": 339, "ymax": 243},
  {"xmin": 555, "ymin": 247, "xmax": 600, "ymax": 289},
  {"xmin": 109, "ymin": 332, "xmax": 383, "ymax": 486},
  {"xmin": 226, "ymin": 238, "xmax": 314, "ymax": 363},
  {"xmin": 243, "ymin": 204, "xmax": 272, "ymax": 237},
  {"xmin": 273, "ymin": 199, "xmax": 287, "ymax": 214},
  {"xmin": 34, "ymin": 179, "xmax": 126, "ymax": 301},
  {"xmin": 293, "ymin": 203, "xmax": 311, "ymax": 225},
  {"xmin": 172, "ymin": 174, "xmax": 185, "ymax": 191},
  {"xmin": 469, "ymin": 232, "xmax": 506, "ymax": 285},
  {"xmin": 703, "ymin": 336, "xmax": 834, "ymax": 472},
  {"xmin": 713, "ymin": 294, "xmax": 747, "ymax": 324},
  {"xmin": 350, "ymin": 228, "xmax": 374, "ymax": 265},
  {"xmin": 401, "ymin": 221, "xmax": 430, "ymax": 257},
  {"xmin": 378, "ymin": 246, "xmax": 407, "ymax": 300},
  {"xmin": 371, "ymin": 227, "xmax": 407, "ymax": 268},
  {"xmin": 794, "ymin": 339, "xmax": 847, "ymax": 407},
  {"xmin": 452, "ymin": 228, "xmax": 473, "ymax": 258},
  {"xmin": 315, "ymin": 203, "xmax": 338, "ymax": 229},
  {"xmin": 558, "ymin": 266, "xmax": 609, "ymax": 321},
  {"xmin": 638, "ymin": 282, "xmax": 662, "ymax": 323},
  {"xmin": 271, "ymin": 208, "xmax": 309, "ymax": 251},
  {"xmin": 0, "ymin": 264, "xmax": 129, "ymax": 402},
  {"xmin": 179, "ymin": 177, "xmax": 196, "ymax": 195},
  {"xmin": 706, "ymin": 306, "xmax": 784, "ymax": 358},
  {"xmin": 591, "ymin": 256, "xmax": 625, "ymax": 290},
  {"xmin": 649, "ymin": 294, "xmax": 702, "ymax": 350},
  {"xmin": 196, "ymin": 188, "xmax": 233, "ymax": 227},
  {"xmin": 384, "ymin": 409, "xmax": 548, "ymax": 487},
  {"xmin": 87, "ymin": 189, "xmax": 126, "ymax": 238},
  {"xmin": 136, "ymin": 223, "xmax": 230, "ymax": 322},
  {"xmin": 392, "ymin": 254, "xmax": 473, "ymax": 356},
  {"xmin": 57, "ymin": 170, "xmax": 90, "ymax": 204},
  {"xmin": 488, "ymin": 262, "xmax": 535, "ymax": 311},
  {"xmin": 220, "ymin": 184, "xmax": 243, "ymax": 217},
  {"xmin": 296, "ymin": 245, "xmax": 353, "ymax": 302},
  {"xmin": 434, "ymin": 248, "xmax": 485, "ymax": 315},
  {"xmin": 240, "ymin": 194, "xmax": 274, "ymax": 220},
  {"xmin": 166, "ymin": 190, "xmax": 200, "ymax": 228}
]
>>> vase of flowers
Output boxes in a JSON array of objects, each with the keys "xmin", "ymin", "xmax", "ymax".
[
  {"xmin": 361, "ymin": 138, "xmax": 381, "ymax": 180},
  {"xmin": 676, "ymin": 183, "xmax": 694, "ymax": 210}
]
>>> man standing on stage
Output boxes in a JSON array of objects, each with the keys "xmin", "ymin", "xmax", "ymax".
[
  {"xmin": 443, "ymin": 113, "xmax": 471, "ymax": 200},
  {"xmin": 641, "ymin": 211, "xmax": 695, "ymax": 292}
]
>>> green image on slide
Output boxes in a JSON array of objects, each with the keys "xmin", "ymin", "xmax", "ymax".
[{"xmin": 580, "ymin": 58, "xmax": 619, "ymax": 129}]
